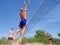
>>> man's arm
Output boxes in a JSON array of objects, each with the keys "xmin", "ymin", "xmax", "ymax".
[
  {"xmin": 8, "ymin": 31, "xmax": 9, "ymax": 37},
  {"xmin": 24, "ymin": 1, "xmax": 26, "ymax": 10}
]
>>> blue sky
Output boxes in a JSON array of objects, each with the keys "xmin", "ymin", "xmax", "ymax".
[{"xmin": 0, "ymin": 0, "xmax": 60, "ymax": 39}]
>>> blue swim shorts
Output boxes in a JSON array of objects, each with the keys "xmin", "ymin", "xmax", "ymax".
[{"xmin": 19, "ymin": 18, "xmax": 26, "ymax": 28}]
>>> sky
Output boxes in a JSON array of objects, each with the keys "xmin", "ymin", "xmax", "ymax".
[{"xmin": 0, "ymin": 0, "xmax": 60, "ymax": 39}]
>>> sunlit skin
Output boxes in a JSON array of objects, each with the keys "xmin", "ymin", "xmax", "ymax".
[
  {"xmin": 47, "ymin": 33, "xmax": 52, "ymax": 45},
  {"xmin": 8, "ymin": 28, "xmax": 14, "ymax": 45},
  {"xmin": 13, "ymin": 1, "xmax": 27, "ymax": 45}
]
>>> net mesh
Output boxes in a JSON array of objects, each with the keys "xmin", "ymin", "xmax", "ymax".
[{"xmin": 25, "ymin": 0, "xmax": 60, "ymax": 34}]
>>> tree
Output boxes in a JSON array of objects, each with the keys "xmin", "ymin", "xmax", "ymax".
[
  {"xmin": 0, "ymin": 37, "xmax": 8, "ymax": 44},
  {"xmin": 58, "ymin": 33, "xmax": 60, "ymax": 37},
  {"xmin": 34, "ymin": 30, "xmax": 48, "ymax": 43}
]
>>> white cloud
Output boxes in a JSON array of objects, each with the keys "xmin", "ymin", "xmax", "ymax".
[
  {"xmin": 47, "ymin": 19, "xmax": 54, "ymax": 22},
  {"xmin": 47, "ymin": 19, "xmax": 60, "ymax": 23}
]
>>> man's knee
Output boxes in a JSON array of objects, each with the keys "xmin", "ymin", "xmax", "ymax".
[{"xmin": 17, "ymin": 29, "xmax": 20, "ymax": 32}]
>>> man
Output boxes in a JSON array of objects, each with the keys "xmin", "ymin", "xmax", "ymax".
[
  {"xmin": 13, "ymin": 1, "xmax": 27, "ymax": 45},
  {"xmin": 8, "ymin": 28, "xmax": 14, "ymax": 45},
  {"xmin": 47, "ymin": 33, "xmax": 52, "ymax": 45}
]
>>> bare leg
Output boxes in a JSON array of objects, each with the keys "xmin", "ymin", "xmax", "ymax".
[
  {"xmin": 13, "ymin": 28, "xmax": 21, "ymax": 39},
  {"xmin": 50, "ymin": 40, "xmax": 52, "ymax": 45},
  {"xmin": 8, "ymin": 40, "xmax": 11, "ymax": 45},
  {"xmin": 11, "ymin": 40, "xmax": 14, "ymax": 45},
  {"xmin": 19, "ymin": 26, "xmax": 26, "ymax": 45}
]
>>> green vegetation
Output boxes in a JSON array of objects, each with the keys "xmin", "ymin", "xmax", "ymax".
[
  {"xmin": 22, "ymin": 30, "xmax": 60, "ymax": 44},
  {"xmin": 58, "ymin": 33, "xmax": 60, "ymax": 37},
  {"xmin": 0, "ymin": 37, "xmax": 8, "ymax": 44},
  {"xmin": 0, "ymin": 37, "xmax": 7, "ymax": 45},
  {"xmin": 0, "ymin": 29, "xmax": 60, "ymax": 45}
]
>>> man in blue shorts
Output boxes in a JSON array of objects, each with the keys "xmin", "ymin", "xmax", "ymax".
[{"xmin": 13, "ymin": 1, "xmax": 27, "ymax": 45}]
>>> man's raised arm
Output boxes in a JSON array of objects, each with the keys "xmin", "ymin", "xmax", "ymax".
[{"xmin": 24, "ymin": 1, "xmax": 26, "ymax": 10}]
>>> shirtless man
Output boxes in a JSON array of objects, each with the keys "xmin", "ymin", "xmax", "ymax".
[
  {"xmin": 14, "ymin": 1, "xmax": 27, "ymax": 45},
  {"xmin": 47, "ymin": 33, "xmax": 52, "ymax": 45}
]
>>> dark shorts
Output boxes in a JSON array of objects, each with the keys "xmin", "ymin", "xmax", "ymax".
[
  {"xmin": 19, "ymin": 18, "xmax": 26, "ymax": 28},
  {"xmin": 48, "ymin": 38, "xmax": 52, "ymax": 41},
  {"xmin": 8, "ymin": 37, "xmax": 13, "ymax": 40}
]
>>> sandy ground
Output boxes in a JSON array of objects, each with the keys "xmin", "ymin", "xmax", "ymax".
[
  {"xmin": 0, "ymin": 43, "xmax": 57, "ymax": 45},
  {"xmin": 23, "ymin": 43, "xmax": 44, "ymax": 45},
  {"xmin": 13, "ymin": 42, "xmax": 44, "ymax": 45},
  {"xmin": 0, "ymin": 42, "xmax": 57, "ymax": 45},
  {"xmin": 13, "ymin": 42, "xmax": 56, "ymax": 45}
]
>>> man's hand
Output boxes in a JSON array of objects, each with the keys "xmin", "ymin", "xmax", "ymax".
[
  {"xmin": 24, "ymin": 1, "xmax": 26, "ymax": 6},
  {"xmin": 24, "ymin": 1, "xmax": 26, "ymax": 4},
  {"xmin": 24, "ymin": 1, "xmax": 26, "ymax": 10}
]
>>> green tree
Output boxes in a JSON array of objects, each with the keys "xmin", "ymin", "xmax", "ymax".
[
  {"xmin": 0, "ymin": 37, "xmax": 7, "ymax": 44},
  {"xmin": 34, "ymin": 30, "xmax": 48, "ymax": 43},
  {"xmin": 58, "ymin": 33, "xmax": 60, "ymax": 37}
]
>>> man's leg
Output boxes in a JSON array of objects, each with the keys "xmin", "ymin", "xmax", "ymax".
[
  {"xmin": 8, "ymin": 40, "xmax": 11, "ymax": 45},
  {"xmin": 19, "ymin": 26, "xmax": 26, "ymax": 45},
  {"xmin": 13, "ymin": 28, "xmax": 21, "ymax": 39},
  {"xmin": 50, "ymin": 40, "xmax": 52, "ymax": 45},
  {"xmin": 11, "ymin": 39, "xmax": 14, "ymax": 45}
]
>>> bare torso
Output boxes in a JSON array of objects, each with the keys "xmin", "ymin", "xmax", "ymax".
[
  {"xmin": 47, "ymin": 34, "xmax": 52, "ymax": 39},
  {"xmin": 20, "ymin": 9, "xmax": 26, "ymax": 19}
]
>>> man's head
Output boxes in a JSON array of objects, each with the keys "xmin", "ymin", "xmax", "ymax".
[
  {"xmin": 20, "ymin": 8, "xmax": 23, "ymax": 11},
  {"xmin": 47, "ymin": 33, "xmax": 48, "ymax": 34},
  {"xmin": 10, "ymin": 28, "xmax": 13, "ymax": 31}
]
